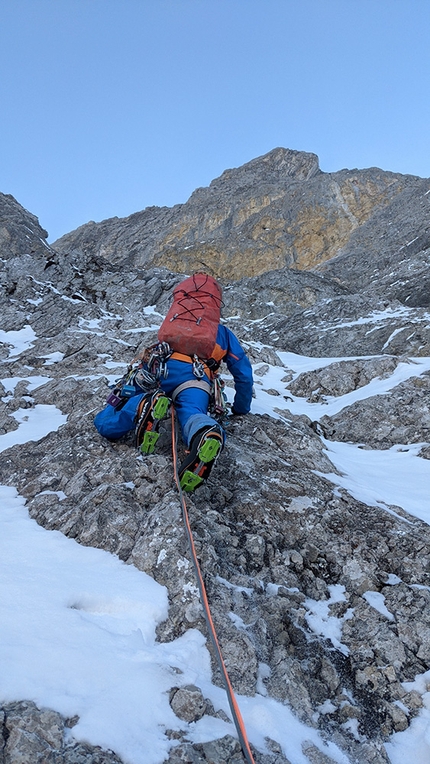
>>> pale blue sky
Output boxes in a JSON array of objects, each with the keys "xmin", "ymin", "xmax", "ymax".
[{"xmin": 1, "ymin": 0, "xmax": 429, "ymax": 241}]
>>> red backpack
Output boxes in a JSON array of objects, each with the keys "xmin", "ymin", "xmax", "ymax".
[{"xmin": 158, "ymin": 273, "xmax": 222, "ymax": 359}]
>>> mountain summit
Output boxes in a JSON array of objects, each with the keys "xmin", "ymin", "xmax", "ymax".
[{"xmin": 53, "ymin": 147, "xmax": 427, "ymax": 281}]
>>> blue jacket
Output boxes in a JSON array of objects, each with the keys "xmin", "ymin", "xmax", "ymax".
[
  {"xmin": 209, "ymin": 324, "xmax": 253, "ymax": 415},
  {"xmin": 94, "ymin": 325, "xmax": 253, "ymax": 444}
]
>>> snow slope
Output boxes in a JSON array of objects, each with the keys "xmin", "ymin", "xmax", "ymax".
[{"xmin": 1, "ymin": 339, "xmax": 430, "ymax": 763}]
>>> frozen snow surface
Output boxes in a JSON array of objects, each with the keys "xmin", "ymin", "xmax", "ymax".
[
  {"xmin": 0, "ymin": 405, "xmax": 67, "ymax": 453},
  {"xmin": 0, "ymin": 482, "xmax": 349, "ymax": 764},
  {"xmin": 0, "ymin": 324, "xmax": 37, "ymax": 357}
]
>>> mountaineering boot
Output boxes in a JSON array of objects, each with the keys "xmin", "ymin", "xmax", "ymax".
[
  {"xmin": 134, "ymin": 391, "xmax": 171, "ymax": 454},
  {"xmin": 179, "ymin": 424, "xmax": 224, "ymax": 492}
]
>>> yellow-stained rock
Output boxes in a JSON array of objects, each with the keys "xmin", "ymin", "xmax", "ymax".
[{"xmin": 53, "ymin": 147, "xmax": 421, "ymax": 280}]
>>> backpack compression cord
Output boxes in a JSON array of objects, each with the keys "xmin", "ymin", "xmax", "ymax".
[
  {"xmin": 171, "ymin": 408, "xmax": 256, "ymax": 764},
  {"xmin": 158, "ymin": 273, "xmax": 223, "ymax": 359}
]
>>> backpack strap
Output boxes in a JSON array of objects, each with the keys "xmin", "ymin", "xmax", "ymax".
[{"xmin": 170, "ymin": 351, "xmax": 213, "ymax": 379}]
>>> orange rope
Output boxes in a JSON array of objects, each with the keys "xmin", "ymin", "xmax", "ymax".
[{"xmin": 171, "ymin": 408, "xmax": 256, "ymax": 764}]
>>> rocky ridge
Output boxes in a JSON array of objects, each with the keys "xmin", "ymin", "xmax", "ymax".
[
  {"xmin": 1, "ymin": 172, "xmax": 430, "ymax": 764},
  {"xmin": 51, "ymin": 148, "xmax": 430, "ymax": 359},
  {"xmin": 52, "ymin": 148, "xmax": 425, "ymax": 281}
]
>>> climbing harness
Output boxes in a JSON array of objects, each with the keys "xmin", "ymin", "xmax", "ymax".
[
  {"xmin": 171, "ymin": 408, "xmax": 256, "ymax": 764},
  {"xmin": 106, "ymin": 342, "xmax": 172, "ymax": 409},
  {"xmin": 171, "ymin": 379, "xmax": 212, "ymax": 402},
  {"xmin": 167, "ymin": 347, "xmax": 229, "ymax": 424}
]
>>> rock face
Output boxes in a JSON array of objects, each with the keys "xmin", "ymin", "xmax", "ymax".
[
  {"xmin": 51, "ymin": 148, "xmax": 430, "ymax": 359},
  {"xmin": 319, "ymin": 371, "xmax": 430, "ymax": 448},
  {"xmin": 0, "ymin": 192, "xmax": 51, "ymax": 260},
  {"xmin": 1, "ymin": 164, "xmax": 430, "ymax": 764},
  {"xmin": 1, "ymin": 701, "xmax": 123, "ymax": 764},
  {"xmin": 52, "ymin": 148, "xmax": 423, "ymax": 280},
  {"xmin": 288, "ymin": 357, "xmax": 400, "ymax": 402},
  {"xmin": 318, "ymin": 178, "xmax": 430, "ymax": 305}
]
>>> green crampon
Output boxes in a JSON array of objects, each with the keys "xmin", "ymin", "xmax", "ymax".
[
  {"xmin": 140, "ymin": 430, "xmax": 160, "ymax": 454},
  {"xmin": 198, "ymin": 437, "xmax": 222, "ymax": 463},
  {"xmin": 179, "ymin": 436, "xmax": 222, "ymax": 492},
  {"xmin": 180, "ymin": 470, "xmax": 205, "ymax": 492},
  {"xmin": 152, "ymin": 395, "xmax": 170, "ymax": 420}
]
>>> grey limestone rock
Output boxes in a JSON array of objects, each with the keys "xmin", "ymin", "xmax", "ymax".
[
  {"xmin": 169, "ymin": 686, "xmax": 208, "ymax": 723},
  {"xmin": 0, "ymin": 192, "xmax": 51, "ymax": 261},
  {"xmin": 0, "ymin": 701, "xmax": 123, "ymax": 764},
  {"xmin": 52, "ymin": 148, "xmax": 423, "ymax": 286},
  {"xmin": 256, "ymin": 294, "xmax": 430, "ymax": 358},
  {"xmin": 49, "ymin": 147, "xmax": 430, "ymax": 375},
  {"xmin": 319, "ymin": 372, "xmax": 430, "ymax": 447},
  {"xmin": 318, "ymin": 177, "xmax": 430, "ymax": 308},
  {"xmin": 288, "ymin": 356, "xmax": 399, "ymax": 402},
  {"xmin": 2, "ymin": 177, "xmax": 430, "ymax": 763}
]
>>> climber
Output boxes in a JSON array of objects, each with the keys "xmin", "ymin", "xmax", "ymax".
[{"xmin": 94, "ymin": 274, "xmax": 253, "ymax": 492}]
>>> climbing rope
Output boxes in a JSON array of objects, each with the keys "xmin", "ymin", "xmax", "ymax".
[{"xmin": 170, "ymin": 408, "xmax": 256, "ymax": 764}]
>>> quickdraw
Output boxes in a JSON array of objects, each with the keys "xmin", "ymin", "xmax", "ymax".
[
  {"xmin": 106, "ymin": 342, "xmax": 172, "ymax": 409},
  {"xmin": 192, "ymin": 354, "xmax": 205, "ymax": 379},
  {"xmin": 210, "ymin": 375, "xmax": 229, "ymax": 420}
]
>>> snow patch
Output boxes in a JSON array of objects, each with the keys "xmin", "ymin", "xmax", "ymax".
[
  {"xmin": 0, "ymin": 405, "xmax": 67, "ymax": 453},
  {"xmin": 363, "ymin": 591, "xmax": 395, "ymax": 621},
  {"xmin": 0, "ymin": 325, "xmax": 37, "ymax": 357},
  {"xmin": 304, "ymin": 585, "xmax": 353, "ymax": 655}
]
